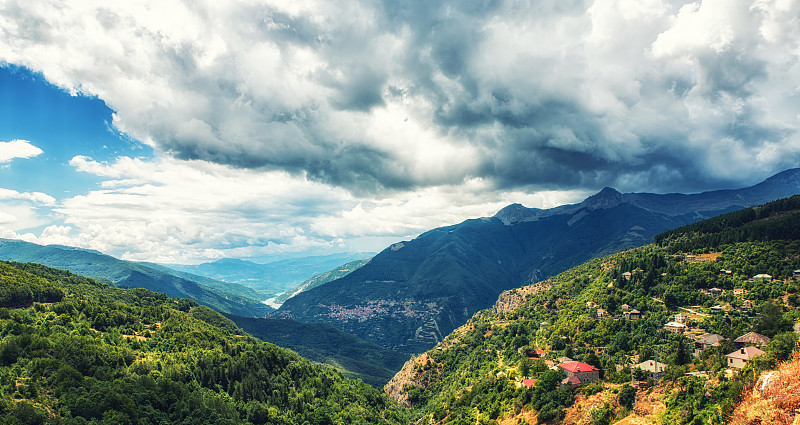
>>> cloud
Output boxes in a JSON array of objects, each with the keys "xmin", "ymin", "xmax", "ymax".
[
  {"xmin": 31, "ymin": 155, "xmax": 584, "ymax": 262},
  {"xmin": 0, "ymin": 188, "xmax": 55, "ymax": 205},
  {"xmin": 0, "ymin": 0, "xmax": 798, "ymax": 197},
  {"xmin": 0, "ymin": 139, "xmax": 43, "ymax": 163}
]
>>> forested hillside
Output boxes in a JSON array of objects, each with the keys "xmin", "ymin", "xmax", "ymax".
[
  {"xmin": 0, "ymin": 262, "xmax": 407, "ymax": 424},
  {"xmin": 228, "ymin": 315, "xmax": 408, "ymax": 387},
  {"xmin": 0, "ymin": 239, "xmax": 271, "ymax": 317},
  {"xmin": 387, "ymin": 195, "xmax": 800, "ymax": 424}
]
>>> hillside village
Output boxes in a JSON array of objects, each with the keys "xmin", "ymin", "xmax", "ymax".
[
  {"xmin": 484, "ymin": 257, "xmax": 795, "ymax": 393},
  {"xmin": 386, "ymin": 196, "xmax": 800, "ymax": 424}
]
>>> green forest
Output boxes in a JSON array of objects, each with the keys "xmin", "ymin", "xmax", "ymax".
[
  {"xmin": 396, "ymin": 195, "xmax": 800, "ymax": 424},
  {"xmin": 0, "ymin": 262, "xmax": 407, "ymax": 424}
]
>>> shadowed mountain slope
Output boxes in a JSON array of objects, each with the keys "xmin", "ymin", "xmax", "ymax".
[{"xmin": 277, "ymin": 169, "xmax": 800, "ymax": 353}]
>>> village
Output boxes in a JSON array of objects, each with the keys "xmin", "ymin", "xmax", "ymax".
[{"xmin": 502, "ymin": 255, "xmax": 800, "ymax": 391}]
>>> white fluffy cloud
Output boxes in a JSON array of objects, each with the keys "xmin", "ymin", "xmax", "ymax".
[
  {"xmin": 0, "ymin": 139, "xmax": 43, "ymax": 163},
  {"xmin": 0, "ymin": 188, "xmax": 55, "ymax": 235},
  {"xmin": 0, "ymin": 0, "xmax": 797, "ymax": 195},
  {"xmin": 42, "ymin": 156, "xmax": 581, "ymax": 262}
]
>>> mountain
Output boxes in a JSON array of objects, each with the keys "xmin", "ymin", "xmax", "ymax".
[
  {"xmin": 275, "ymin": 258, "xmax": 371, "ymax": 304},
  {"xmin": 0, "ymin": 261, "xmax": 407, "ymax": 424},
  {"xmin": 386, "ymin": 195, "xmax": 800, "ymax": 424},
  {"xmin": 166, "ymin": 253, "xmax": 373, "ymax": 303},
  {"xmin": 0, "ymin": 239, "xmax": 271, "ymax": 317},
  {"xmin": 277, "ymin": 168, "xmax": 800, "ymax": 353},
  {"xmin": 226, "ymin": 315, "xmax": 408, "ymax": 387}
]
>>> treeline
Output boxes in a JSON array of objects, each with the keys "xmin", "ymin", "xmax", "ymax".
[
  {"xmin": 655, "ymin": 195, "xmax": 800, "ymax": 252},
  {"xmin": 0, "ymin": 262, "xmax": 407, "ymax": 424}
]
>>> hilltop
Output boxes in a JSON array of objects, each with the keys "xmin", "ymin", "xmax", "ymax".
[{"xmin": 386, "ymin": 195, "xmax": 800, "ymax": 424}]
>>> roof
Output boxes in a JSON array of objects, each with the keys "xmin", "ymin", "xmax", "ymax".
[
  {"xmin": 734, "ymin": 332, "xmax": 771, "ymax": 345},
  {"xmin": 664, "ymin": 321, "xmax": 686, "ymax": 328},
  {"xmin": 696, "ymin": 333, "xmax": 726, "ymax": 345},
  {"xmin": 561, "ymin": 376, "xmax": 582, "ymax": 386},
  {"xmin": 727, "ymin": 346, "xmax": 766, "ymax": 360},
  {"xmin": 559, "ymin": 361, "xmax": 600, "ymax": 373},
  {"xmin": 753, "ymin": 274, "xmax": 773, "ymax": 279},
  {"xmin": 636, "ymin": 360, "xmax": 668, "ymax": 373},
  {"xmin": 521, "ymin": 378, "xmax": 536, "ymax": 387}
]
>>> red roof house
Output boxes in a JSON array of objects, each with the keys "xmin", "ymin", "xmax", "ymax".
[
  {"xmin": 521, "ymin": 378, "xmax": 537, "ymax": 387},
  {"xmin": 558, "ymin": 361, "xmax": 600, "ymax": 384},
  {"xmin": 529, "ymin": 348, "xmax": 546, "ymax": 359}
]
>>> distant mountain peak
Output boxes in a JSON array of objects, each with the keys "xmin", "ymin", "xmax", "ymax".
[
  {"xmin": 581, "ymin": 187, "xmax": 624, "ymax": 210},
  {"xmin": 494, "ymin": 203, "xmax": 541, "ymax": 225}
]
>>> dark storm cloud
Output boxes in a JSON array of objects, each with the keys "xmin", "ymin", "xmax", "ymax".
[{"xmin": 2, "ymin": 0, "xmax": 799, "ymax": 195}]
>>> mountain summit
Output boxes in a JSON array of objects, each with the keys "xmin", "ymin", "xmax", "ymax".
[{"xmin": 276, "ymin": 169, "xmax": 800, "ymax": 353}]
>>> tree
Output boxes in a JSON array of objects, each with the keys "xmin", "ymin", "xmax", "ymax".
[
  {"xmin": 753, "ymin": 302, "xmax": 791, "ymax": 337},
  {"xmin": 618, "ymin": 384, "xmax": 636, "ymax": 409}
]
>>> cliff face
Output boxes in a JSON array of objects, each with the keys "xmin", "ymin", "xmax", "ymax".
[{"xmin": 492, "ymin": 282, "xmax": 551, "ymax": 315}]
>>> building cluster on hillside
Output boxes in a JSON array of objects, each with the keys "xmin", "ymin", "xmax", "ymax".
[{"xmin": 588, "ymin": 300, "xmax": 642, "ymax": 321}]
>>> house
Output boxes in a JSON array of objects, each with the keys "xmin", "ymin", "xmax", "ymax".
[
  {"xmin": 685, "ymin": 254, "xmax": 697, "ymax": 263},
  {"xmin": 741, "ymin": 300, "xmax": 753, "ymax": 311},
  {"xmin": 664, "ymin": 322, "xmax": 686, "ymax": 333},
  {"xmin": 710, "ymin": 305, "xmax": 724, "ymax": 313},
  {"xmin": 635, "ymin": 360, "xmax": 668, "ymax": 379},
  {"xmin": 586, "ymin": 301, "xmax": 598, "ymax": 308},
  {"xmin": 620, "ymin": 304, "xmax": 631, "ymax": 311},
  {"xmin": 560, "ymin": 375, "xmax": 582, "ymax": 389},
  {"xmin": 597, "ymin": 309, "xmax": 608, "ymax": 318},
  {"xmin": 719, "ymin": 269, "xmax": 732, "ymax": 277},
  {"xmin": 521, "ymin": 378, "xmax": 537, "ymax": 388},
  {"xmin": 709, "ymin": 288, "xmax": 724, "ymax": 296},
  {"xmin": 633, "ymin": 268, "xmax": 644, "ymax": 275},
  {"xmin": 734, "ymin": 332, "xmax": 771, "ymax": 348},
  {"xmin": 793, "ymin": 269, "xmax": 800, "ymax": 280},
  {"xmin": 726, "ymin": 346, "xmax": 766, "ymax": 369},
  {"xmin": 558, "ymin": 361, "xmax": 600, "ymax": 385},
  {"xmin": 621, "ymin": 272, "xmax": 632, "ymax": 281},
  {"xmin": 752, "ymin": 274, "xmax": 773, "ymax": 282},
  {"xmin": 623, "ymin": 309, "xmax": 641, "ymax": 321},
  {"xmin": 675, "ymin": 312, "xmax": 690, "ymax": 324},
  {"xmin": 694, "ymin": 333, "xmax": 726, "ymax": 355},
  {"xmin": 733, "ymin": 288, "xmax": 747, "ymax": 296},
  {"xmin": 529, "ymin": 348, "xmax": 546, "ymax": 359}
]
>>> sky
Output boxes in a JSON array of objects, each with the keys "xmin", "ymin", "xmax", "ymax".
[{"xmin": 0, "ymin": 0, "xmax": 799, "ymax": 264}]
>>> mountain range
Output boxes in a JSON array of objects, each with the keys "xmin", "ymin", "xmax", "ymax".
[
  {"xmin": 0, "ymin": 239, "xmax": 271, "ymax": 317},
  {"xmin": 165, "ymin": 253, "xmax": 373, "ymax": 305},
  {"xmin": 276, "ymin": 168, "xmax": 800, "ymax": 353}
]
